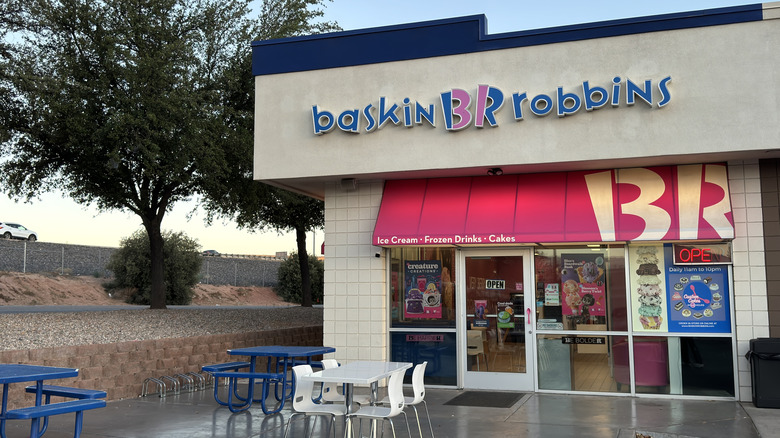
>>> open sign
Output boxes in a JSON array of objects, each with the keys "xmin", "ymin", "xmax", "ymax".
[
  {"xmin": 673, "ymin": 243, "xmax": 731, "ymax": 265},
  {"xmin": 486, "ymin": 279, "xmax": 505, "ymax": 290}
]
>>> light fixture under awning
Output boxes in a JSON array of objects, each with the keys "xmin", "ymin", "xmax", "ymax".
[{"xmin": 372, "ymin": 164, "xmax": 734, "ymax": 246}]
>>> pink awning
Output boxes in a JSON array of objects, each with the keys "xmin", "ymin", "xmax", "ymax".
[{"xmin": 372, "ymin": 164, "xmax": 734, "ymax": 246}]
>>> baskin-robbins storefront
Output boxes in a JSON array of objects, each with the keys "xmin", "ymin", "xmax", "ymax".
[{"xmin": 251, "ymin": 4, "xmax": 779, "ymax": 400}]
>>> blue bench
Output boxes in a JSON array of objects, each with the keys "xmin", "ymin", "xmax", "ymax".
[
  {"xmin": 19, "ymin": 385, "xmax": 107, "ymax": 435},
  {"xmin": 209, "ymin": 371, "xmax": 285, "ymax": 414},
  {"xmin": 201, "ymin": 361, "xmax": 251, "ymax": 373},
  {"xmin": 25, "ymin": 385, "xmax": 107, "ymax": 400},
  {"xmin": 201, "ymin": 361, "xmax": 252, "ymax": 390},
  {"xmin": 4, "ymin": 399, "xmax": 106, "ymax": 438}
]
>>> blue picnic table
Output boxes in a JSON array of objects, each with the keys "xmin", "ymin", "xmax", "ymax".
[
  {"xmin": 0, "ymin": 364, "xmax": 105, "ymax": 438},
  {"xmin": 207, "ymin": 345, "xmax": 335, "ymax": 414}
]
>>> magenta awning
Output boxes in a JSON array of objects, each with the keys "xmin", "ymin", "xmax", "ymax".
[{"xmin": 372, "ymin": 164, "xmax": 734, "ymax": 246}]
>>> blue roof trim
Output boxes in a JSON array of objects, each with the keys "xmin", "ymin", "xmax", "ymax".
[{"xmin": 252, "ymin": 4, "xmax": 763, "ymax": 76}]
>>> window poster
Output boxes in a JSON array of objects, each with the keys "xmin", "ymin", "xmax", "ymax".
[
  {"xmin": 544, "ymin": 283, "xmax": 560, "ymax": 306},
  {"xmin": 663, "ymin": 245, "xmax": 731, "ymax": 333},
  {"xmin": 404, "ymin": 260, "xmax": 442, "ymax": 319},
  {"xmin": 629, "ymin": 243, "xmax": 667, "ymax": 332},
  {"xmin": 496, "ymin": 301, "xmax": 515, "ymax": 329},
  {"xmin": 560, "ymin": 253, "xmax": 606, "ymax": 319},
  {"xmin": 473, "ymin": 299, "xmax": 488, "ymax": 328}
]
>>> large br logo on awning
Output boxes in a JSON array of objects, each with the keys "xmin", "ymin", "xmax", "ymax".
[{"xmin": 373, "ymin": 164, "xmax": 733, "ymax": 246}]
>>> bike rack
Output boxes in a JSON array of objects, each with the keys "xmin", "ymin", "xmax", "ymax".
[
  {"xmin": 187, "ymin": 372, "xmax": 207, "ymax": 390},
  {"xmin": 175, "ymin": 373, "xmax": 195, "ymax": 392},
  {"xmin": 161, "ymin": 375, "xmax": 180, "ymax": 394},
  {"xmin": 141, "ymin": 377, "xmax": 167, "ymax": 397},
  {"xmin": 203, "ymin": 371, "xmax": 228, "ymax": 387}
]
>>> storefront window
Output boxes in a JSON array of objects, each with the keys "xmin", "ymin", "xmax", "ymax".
[
  {"xmin": 389, "ymin": 247, "xmax": 456, "ymax": 328},
  {"xmin": 534, "ymin": 245, "xmax": 627, "ymax": 332},
  {"xmin": 537, "ymin": 334, "xmax": 629, "ymax": 392},
  {"xmin": 536, "ymin": 334, "xmax": 734, "ymax": 395},
  {"xmin": 625, "ymin": 243, "xmax": 735, "ymax": 396},
  {"xmin": 390, "ymin": 331, "xmax": 457, "ymax": 386},
  {"xmin": 630, "ymin": 336, "xmax": 735, "ymax": 396},
  {"xmin": 534, "ymin": 245, "xmax": 629, "ymax": 393},
  {"xmin": 389, "ymin": 247, "xmax": 457, "ymax": 386}
]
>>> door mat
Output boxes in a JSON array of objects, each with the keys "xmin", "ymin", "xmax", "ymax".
[{"xmin": 443, "ymin": 391, "xmax": 525, "ymax": 408}]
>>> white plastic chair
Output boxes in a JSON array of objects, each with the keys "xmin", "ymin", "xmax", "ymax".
[
  {"xmin": 346, "ymin": 368, "xmax": 411, "ymax": 438},
  {"xmin": 283, "ymin": 365, "xmax": 346, "ymax": 438},
  {"xmin": 467, "ymin": 330, "xmax": 488, "ymax": 371},
  {"xmin": 376, "ymin": 361, "xmax": 434, "ymax": 437},
  {"xmin": 320, "ymin": 359, "xmax": 345, "ymax": 404}
]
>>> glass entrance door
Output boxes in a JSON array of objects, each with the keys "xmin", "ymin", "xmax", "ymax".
[{"xmin": 461, "ymin": 249, "xmax": 534, "ymax": 390}]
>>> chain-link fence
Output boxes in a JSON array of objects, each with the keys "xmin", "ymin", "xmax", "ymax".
[
  {"xmin": 0, "ymin": 239, "xmax": 282, "ymax": 287},
  {"xmin": 199, "ymin": 256, "xmax": 281, "ymax": 287},
  {"xmin": 0, "ymin": 240, "xmax": 114, "ymax": 277}
]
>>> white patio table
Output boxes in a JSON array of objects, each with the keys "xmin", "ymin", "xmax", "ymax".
[{"xmin": 299, "ymin": 361, "xmax": 412, "ymax": 437}]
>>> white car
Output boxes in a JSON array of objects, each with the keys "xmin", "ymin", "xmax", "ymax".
[{"xmin": 0, "ymin": 222, "xmax": 38, "ymax": 241}]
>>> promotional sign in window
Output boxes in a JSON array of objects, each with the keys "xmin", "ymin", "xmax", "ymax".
[
  {"xmin": 560, "ymin": 253, "xmax": 606, "ymax": 319},
  {"xmin": 544, "ymin": 283, "xmax": 560, "ymax": 306},
  {"xmin": 629, "ymin": 243, "xmax": 731, "ymax": 333},
  {"xmin": 664, "ymin": 245, "xmax": 731, "ymax": 333},
  {"xmin": 496, "ymin": 301, "xmax": 515, "ymax": 329},
  {"xmin": 473, "ymin": 299, "xmax": 488, "ymax": 328},
  {"xmin": 404, "ymin": 260, "xmax": 442, "ymax": 319}
]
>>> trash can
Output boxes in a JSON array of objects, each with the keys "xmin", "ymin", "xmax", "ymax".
[{"xmin": 745, "ymin": 338, "xmax": 780, "ymax": 408}]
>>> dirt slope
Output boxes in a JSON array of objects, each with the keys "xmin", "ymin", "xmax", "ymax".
[{"xmin": 0, "ymin": 272, "xmax": 290, "ymax": 306}]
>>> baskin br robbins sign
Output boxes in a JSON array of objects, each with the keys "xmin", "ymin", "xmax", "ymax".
[{"xmin": 312, "ymin": 75, "xmax": 671, "ymax": 135}]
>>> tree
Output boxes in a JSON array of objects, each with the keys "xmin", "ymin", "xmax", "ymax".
[
  {"xmin": 274, "ymin": 252, "xmax": 324, "ymax": 304},
  {"xmin": 0, "ymin": 0, "xmax": 24, "ymax": 144},
  {"xmin": 201, "ymin": 0, "xmax": 337, "ymax": 307},
  {"xmin": 107, "ymin": 229, "xmax": 202, "ymax": 305},
  {"xmin": 0, "ymin": 0, "xmax": 334, "ymax": 308}
]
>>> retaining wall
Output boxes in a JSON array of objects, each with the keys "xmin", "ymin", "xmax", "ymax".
[{"xmin": 0, "ymin": 325, "xmax": 323, "ymax": 410}]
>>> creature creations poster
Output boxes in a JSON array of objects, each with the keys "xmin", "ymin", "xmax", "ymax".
[
  {"xmin": 404, "ymin": 260, "xmax": 442, "ymax": 319},
  {"xmin": 560, "ymin": 254, "xmax": 606, "ymax": 318}
]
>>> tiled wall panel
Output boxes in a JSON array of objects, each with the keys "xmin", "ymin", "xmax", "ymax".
[
  {"xmin": 731, "ymin": 160, "xmax": 769, "ymax": 402},
  {"xmin": 323, "ymin": 180, "xmax": 386, "ymax": 363}
]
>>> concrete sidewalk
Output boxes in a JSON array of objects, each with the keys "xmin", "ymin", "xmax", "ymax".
[{"xmin": 4, "ymin": 385, "xmax": 777, "ymax": 438}]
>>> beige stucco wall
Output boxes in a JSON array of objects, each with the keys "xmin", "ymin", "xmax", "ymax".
[{"xmin": 255, "ymin": 18, "xmax": 779, "ymax": 186}]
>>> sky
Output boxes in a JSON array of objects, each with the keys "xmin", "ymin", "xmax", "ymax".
[{"xmin": 0, "ymin": 0, "xmax": 757, "ymax": 255}]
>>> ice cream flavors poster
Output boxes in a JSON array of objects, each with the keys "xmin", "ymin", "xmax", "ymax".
[
  {"xmin": 663, "ymin": 245, "xmax": 731, "ymax": 333},
  {"xmin": 560, "ymin": 254, "xmax": 606, "ymax": 317},
  {"xmin": 629, "ymin": 243, "xmax": 667, "ymax": 332},
  {"xmin": 404, "ymin": 260, "xmax": 442, "ymax": 319}
]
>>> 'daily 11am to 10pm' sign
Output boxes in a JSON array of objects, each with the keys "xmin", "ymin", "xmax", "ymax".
[{"xmin": 372, "ymin": 163, "xmax": 734, "ymax": 245}]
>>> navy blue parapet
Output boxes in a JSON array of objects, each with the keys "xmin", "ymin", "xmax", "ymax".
[{"xmin": 252, "ymin": 4, "xmax": 763, "ymax": 76}]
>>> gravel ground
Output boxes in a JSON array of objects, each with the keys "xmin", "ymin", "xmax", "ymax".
[{"xmin": 0, "ymin": 307, "xmax": 323, "ymax": 351}]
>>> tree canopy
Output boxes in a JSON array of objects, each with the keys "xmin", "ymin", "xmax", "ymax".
[
  {"xmin": 201, "ymin": 1, "xmax": 336, "ymax": 307},
  {"xmin": 0, "ymin": 0, "xmax": 336, "ymax": 308}
]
